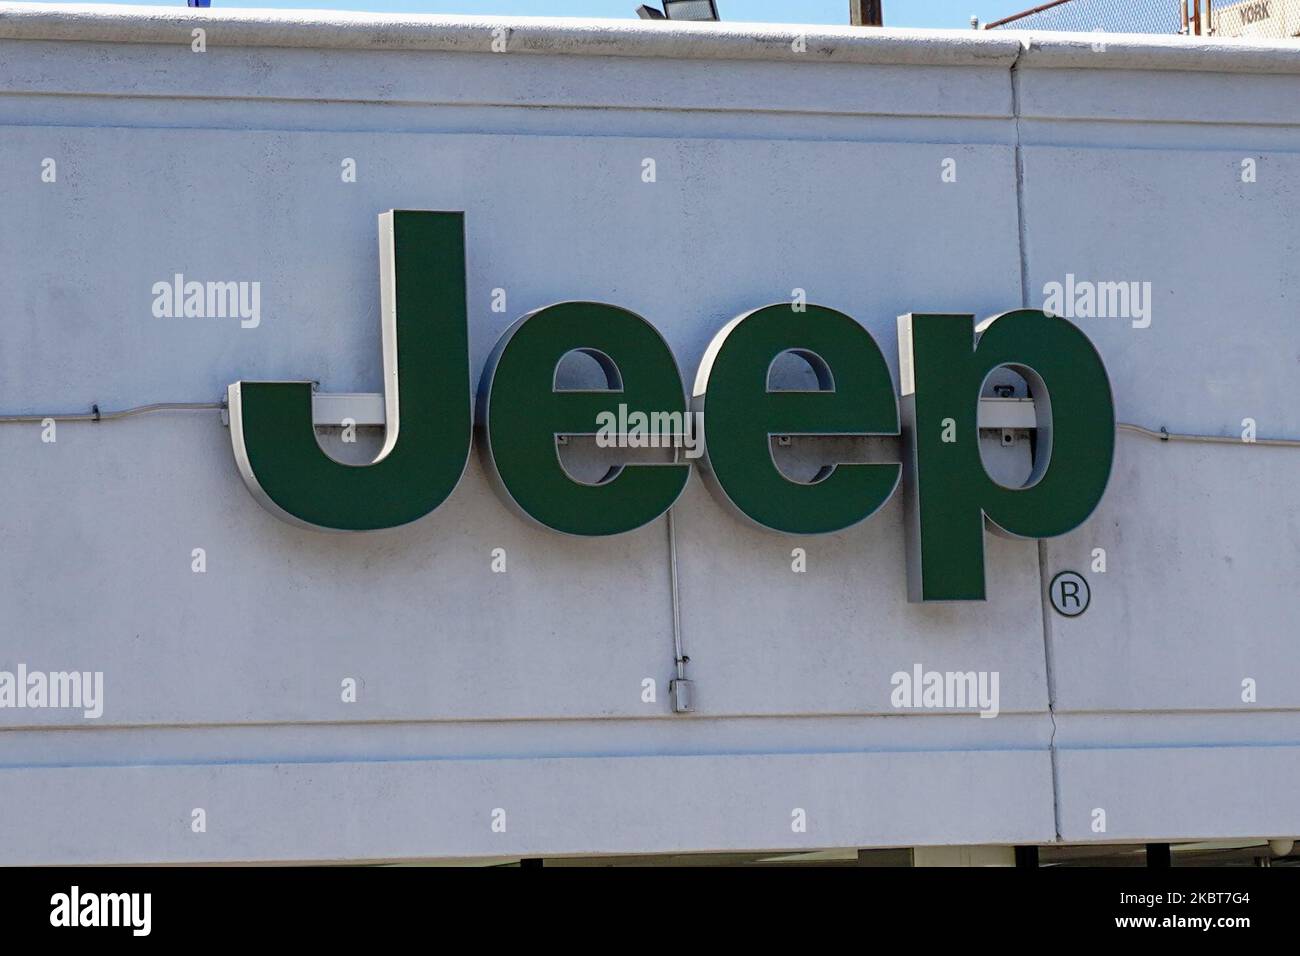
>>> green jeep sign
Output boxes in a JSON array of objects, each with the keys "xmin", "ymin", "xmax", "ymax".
[{"xmin": 228, "ymin": 211, "xmax": 1115, "ymax": 602}]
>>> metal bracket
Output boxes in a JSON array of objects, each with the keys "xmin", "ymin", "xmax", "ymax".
[
  {"xmin": 977, "ymin": 397, "xmax": 1036, "ymax": 430},
  {"xmin": 312, "ymin": 393, "xmax": 385, "ymax": 426}
]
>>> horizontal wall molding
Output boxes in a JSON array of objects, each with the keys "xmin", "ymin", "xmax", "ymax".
[
  {"xmin": 1056, "ymin": 745, "xmax": 1300, "ymax": 842},
  {"xmin": 0, "ymin": 4, "xmax": 1024, "ymax": 67},
  {"xmin": 3, "ymin": 4, "xmax": 1300, "ymax": 75},
  {"xmin": 0, "ymin": 41, "xmax": 1014, "ymax": 120},
  {"xmin": 0, "ymin": 749, "xmax": 1055, "ymax": 864}
]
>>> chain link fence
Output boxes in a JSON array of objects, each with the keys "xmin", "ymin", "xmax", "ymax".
[
  {"xmin": 984, "ymin": 0, "xmax": 1300, "ymax": 37},
  {"xmin": 986, "ymin": 0, "xmax": 1179, "ymax": 33}
]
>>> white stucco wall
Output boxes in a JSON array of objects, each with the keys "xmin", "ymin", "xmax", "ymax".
[{"xmin": 0, "ymin": 4, "xmax": 1297, "ymax": 863}]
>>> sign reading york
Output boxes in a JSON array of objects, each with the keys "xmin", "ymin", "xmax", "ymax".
[{"xmin": 227, "ymin": 211, "xmax": 1115, "ymax": 602}]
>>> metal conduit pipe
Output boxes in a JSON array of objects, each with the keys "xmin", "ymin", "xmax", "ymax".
[
  {"xmin": 2, "ymin": 402, "xmax": 1298, "ymax": 448},
  {"xmin": 1116, "ymin": 422, "xmax": 1300, "ymax": 448},
  {"xmin": 0, "ymin": 402, "xmax": 224, "ymax": 424}
]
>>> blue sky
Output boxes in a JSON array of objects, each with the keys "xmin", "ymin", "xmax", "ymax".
[{"xmin": 30, "ymin": 0, "xmax": 1022, "ymax": 30}]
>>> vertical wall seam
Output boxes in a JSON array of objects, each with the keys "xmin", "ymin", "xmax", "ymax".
[
  {"xmin": 1012, "ymin": 45, "xmax": 1031, "ymax": 311},
  {"xmin": 1037, "ymin": 541, "xmax": 1063, "ymax": 843},
  {"xmin": 1011, "ymin": 41, "xmax": 1064, "ymax": 844}
]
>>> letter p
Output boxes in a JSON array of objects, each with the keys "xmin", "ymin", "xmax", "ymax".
[{"xmin": 897, "ymin": 310, "xmax": 1114, "ymax": 601}]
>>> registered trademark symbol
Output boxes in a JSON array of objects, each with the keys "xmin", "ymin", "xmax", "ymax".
[{"xmin": 1049, "ymin": 571, "xmax": 1090, "ymax": 617}]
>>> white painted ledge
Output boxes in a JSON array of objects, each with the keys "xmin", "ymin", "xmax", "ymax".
[
  {"xmin": 0, "ymin": 749, "xmax": 1055, "ymax": 863},
  {"xmin": 0, "ymin": 3, "xmax": 1024, "ymax": 66},
  {"xmin": 1016, "ymin": 29, "xmax": 1300, "ymax": 73},
  {"xmin": 3, "ymin": 3, "xmax": 1300, "ymax": 74},
  {"xmin": 1056, "ymin": 745, "xmax": 1300, "ymax": 842}
]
